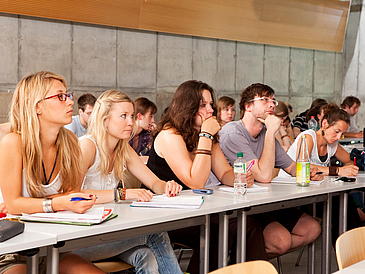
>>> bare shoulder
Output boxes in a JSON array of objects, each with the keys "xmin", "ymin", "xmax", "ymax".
[
  {"xmin": 0, "ymin": 133, "xmax": 22, "ymax": 160},
  {"xmin": 0, "ymin": 132, "xmax": 21, "ymax": 148},
  {"xmin": 157, "ymin": 128, "xmax": 184, "ymax": 144},
  {"xmin": 79, "ymin": 138, "xmax": 96, "ymax": 161}
]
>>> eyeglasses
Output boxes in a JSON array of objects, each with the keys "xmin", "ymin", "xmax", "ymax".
[
  {"xmin": 249, "ymin": 97, "xmax": 278, "ymax": 106},
  {"xmin": 44, "ymin": 92, "xmax": 74, "ymax": 102}
]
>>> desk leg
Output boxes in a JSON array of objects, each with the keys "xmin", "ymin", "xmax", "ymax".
[
  {"xmin": 236, "ymin": 209, "xmax": 247, "ymax": 263},
  {"xmin": 307, "ymin": 203, "xmax": 316, "ymax": 274},
  {"xmin": 218, "ymin": 212, "xmax": 229, "ymax": 268},
  {"xmin": 47, "ymin": 242, "xmax": 65, "ymax": 274},
  {"xmin": 322, "ymin": 194, "xmax": 332, "ymax": 274},
  {"xmin": 25, "ymin": 248, "xmax": 39, "ymax": 274},
  {"xmin": 339, "ymin": 191, "xmax": 348, "ymax": 235},
  {"xmin": 200, "ymin": 215, "xmax": 210, "ymax": 274}
]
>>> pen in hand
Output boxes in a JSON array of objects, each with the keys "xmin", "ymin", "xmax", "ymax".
[
  {"xmin": 316, "ymin": 172, "xmax": 324, "ymax": 175},
  {"xmin": 70, "ymin": 197, "xmax": 94, "ymax": 201},
  {"xmin": 246, "ymin": 160, "xmax": 255, "ymax": 172}
]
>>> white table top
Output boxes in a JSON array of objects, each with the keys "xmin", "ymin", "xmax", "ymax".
[
  {"xmin": 0, "ymin": 227, "xmax": 56, "ymax": 254},
  {"xmin": 332, "ymin": 259, "xmax": 365, "ymax": 273},
  {"xmin": 24, "ymin": 176, "xmax": 365, "ymax": 243}
]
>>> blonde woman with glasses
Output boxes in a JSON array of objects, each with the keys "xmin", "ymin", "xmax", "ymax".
[
  {"xmin": 74, "ymin": 89, "xmax": 183, "ymax": 274},
  {"xmin": 0, "ymin": 71, "xmax": 104, "ymax": 273}
]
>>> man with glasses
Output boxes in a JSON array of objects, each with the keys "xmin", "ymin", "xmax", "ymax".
[
  {"xmin": 212, "ymin": 83, "xmax": 322, "ymax": 259},
  {"xmin": 65, "ymin": 93, "xmax": 96, "ymax": 137}
]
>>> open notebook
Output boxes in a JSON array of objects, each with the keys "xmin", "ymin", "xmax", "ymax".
[
  {"xmin": 20, "ymin": 207, "xmax": 117, "ymax": 226},
  {"xmin": 219, "ymin": 184, "xmax": 268, "ymax": 193},
  {"xmin": 271, "ymin": 177, "xmax": 324, "ymax": 185},
  {"xmin": 130, "ymin": 195, "xmax": 204, "ymax": 209}
]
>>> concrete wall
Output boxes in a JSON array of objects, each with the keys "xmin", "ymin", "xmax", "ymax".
[
  {"xmin": 343, "ymin": 2, "xmax": 365, "ymax": 130},
  {"xmin": 0, "ymin": 12, "xmax": 346, "ymax": 124}
]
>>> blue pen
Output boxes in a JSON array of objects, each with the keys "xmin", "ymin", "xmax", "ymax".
[{"xmin": 70, "ymin": 197, "xmax": 92, "ymax": 201}]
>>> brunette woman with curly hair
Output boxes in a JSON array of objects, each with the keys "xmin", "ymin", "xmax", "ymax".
[{"xmin": 147, "ymin": 80, "xmax": 267, "ymax": 273}]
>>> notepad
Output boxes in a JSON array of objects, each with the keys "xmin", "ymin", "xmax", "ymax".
[
  {"xmin": 271, "ymin": 177, "xmax": 324, "ymax": 185},
  {"xmin": 20, "ymin": 207, "xmax": 116, "ymax": 226},
  {"xmin": 130, "ymin": 195, "xmax": 204, "ymax": 209},
  {"xmin": 219, "ymin": 184, "xmax": 269, "ymax": 194}
]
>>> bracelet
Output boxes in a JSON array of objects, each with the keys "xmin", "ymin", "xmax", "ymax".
[
  {"xmin": 114, "ymin": 187, "xmax": 126, "ymax": 202},
  {"xmin": 199, "ymin": 132, "xmax": 214, "ymax": 140},
  {"xmin": 43, "ymin": 198, "xmax": 54, "ymax": 213},
  {"xmin": 329, "ymin": 166, "xmax": 338, "ymax": 176},
  {"xmin": 195, "ymin": 149, "xmax": 212, "ymax": 155},
  {"xmin": 281, "ymin": 134, "xmax": 289, "ymax": 140}
]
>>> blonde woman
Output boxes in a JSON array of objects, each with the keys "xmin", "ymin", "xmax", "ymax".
[
  {"xmin": 0, "ymin": 71, "xmax": 103, "ymax": 273},
  {"xmin": 75, "ymin": 90, "xmax": 183, "ymax": 274}
]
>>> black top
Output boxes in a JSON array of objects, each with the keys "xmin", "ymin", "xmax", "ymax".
[{"xmin": 146, "ymin": 141, "xmax": 189, "ymax": 190}]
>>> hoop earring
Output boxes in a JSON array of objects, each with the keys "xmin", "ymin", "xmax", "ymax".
[{"xmin": 321, "ymin": 129, "xmax": 325, "ymax": 136}]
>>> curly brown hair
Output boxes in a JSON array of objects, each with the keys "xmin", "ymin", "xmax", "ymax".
[{"xmin": 152, "ymin": 80, "xmax": 217, "ymax": 152}]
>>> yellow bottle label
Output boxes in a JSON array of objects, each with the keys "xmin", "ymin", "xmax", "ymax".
[{"xmin": 296, "ymin": 162, "xmax": 310, "ymax": 185}]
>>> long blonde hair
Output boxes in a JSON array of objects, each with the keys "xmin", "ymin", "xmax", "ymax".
[
  {"xmin": 88, "ymin": 90, "xmax": 136, "ymax": 181},
  {"xmin": 10, "ymin": 71, "xmax": 82, "ymax": 197}
]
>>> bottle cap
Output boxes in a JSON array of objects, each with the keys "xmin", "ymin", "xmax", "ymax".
[
  {"xmin": 311, "ymin": 116, "xmax": 314, "ymax": 119},
  {"xmin": 237, "ymin": 152, "xmax": 243, "ymax": 157}
]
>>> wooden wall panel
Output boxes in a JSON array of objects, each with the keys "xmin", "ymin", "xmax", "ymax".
[
  {"xmin": 0, "ymin": 0, "xmax": 351, "ymax": 52},
  {"xmin": 0, "ymin": 0, "xmax": 141, "ymax": 28}
]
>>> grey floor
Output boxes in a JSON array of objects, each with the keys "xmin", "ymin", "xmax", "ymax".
[{"xmin": 178, "ymin": 235, "xmax": 339, "ymax": 274}]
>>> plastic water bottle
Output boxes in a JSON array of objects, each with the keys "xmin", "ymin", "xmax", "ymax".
[
  {"xmin": 308, "ymin": 116, "xmax": 318, "ymax": 131},
  {"xmin": 296, "ymin": 135, "xmax": 310, "ymax": 187},
  {"xmin": 234, "ymin": 152, "xmax": 247, "ymax": 196}
]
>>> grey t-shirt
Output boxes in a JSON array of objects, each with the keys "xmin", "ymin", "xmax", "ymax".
[
  {"xmin": 64, "ymin": 115, "xmax": 87, "ymax": 138},
  {"xmin": 220, "ymin": 120, "xmax": 293, "ymax": 170},
  {"xmin": 206, "ymin": 120, "xmax": 293, "ymax": 187}
]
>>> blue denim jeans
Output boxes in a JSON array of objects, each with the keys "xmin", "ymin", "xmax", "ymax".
[{"xmin": 73, "ymin": 232, "xmax": 182, "ymax": 274}]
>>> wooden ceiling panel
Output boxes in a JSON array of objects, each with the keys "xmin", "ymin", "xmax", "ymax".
[
  {"xmin": 0, "ymin": 0, "xmax": 141, "ymax": 28},
  {"xmin": 0, "ymin": 0, "xmax": 351, "ymax": 52},
  {"xmin": 139, "ymin": 0, "xmax": 262, "ymax": 42}
]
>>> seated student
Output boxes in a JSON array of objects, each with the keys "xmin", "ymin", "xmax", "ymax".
[
  {"xmin": 129, "ymin": 97, "xmax": 157, "ymax": 156},
  {"xmin": 341, "ymin": 96, "xmax": 363, "ymax": 138},
  {"xmin": 75, "ymin": 90, "xmax": 183, "ymax": 274},
  {"xmin": 217, "ymin": 83, "xmax": 322, "ymax": 259},
  {"xmin": 65, "ymin": 93, "xmax": 96, "ymax": 137},
  {"xmin": 278, "ymin": 104, "xmax": 362, "ymax": 245},
  {"xmin": 216, "ymin": 96, "xmax": 236, "ymax": 127},
  {"xmin": 292, "ymin": 98, "xmax": 327, "ymax": 138},
  {"xmin": 274, "ymin": 100, "xmax": 292, "ymax": 152},
  {"xmin": 0, "ymin": 71, "xmax": 104, "ymax": 274},
  {"xmin": 146, "ymin": 80, "xmax": 268, "ymax": 273}
]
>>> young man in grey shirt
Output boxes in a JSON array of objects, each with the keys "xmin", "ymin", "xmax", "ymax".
[
  {"xmin": 215, "ymin": 83, "xmax": 322, "ymax": 259},
  {"xmin": 65, "ymin": 93, "xmax": 96, "ymax": 137}
]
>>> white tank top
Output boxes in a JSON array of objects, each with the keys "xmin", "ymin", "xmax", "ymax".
[
  {"xmin": 278, "ymin": 129, "xmax": 338, "ymax": 177},
  {"xmin": 79, "ymin": 135, "xmax": 118, "ymax": 190},
  {"xmin": 0, "ymin": 171, "xmax": 62, "ymax": 203}
]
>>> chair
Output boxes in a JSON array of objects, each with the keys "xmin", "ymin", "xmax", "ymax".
[
  {"xmin": 209, "ymin": 260, "xmax": 278, "ymax": 274},
  {"xmin": 93, "ymin": 260, "xmax": 134, "ymax": 273},
  {"xmin": 336, "ymin": 226, "xmax": 365, "ymax": 270}
]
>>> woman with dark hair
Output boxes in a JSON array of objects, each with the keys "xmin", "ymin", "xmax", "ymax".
[
  {"xmin": 279, "ymin": 104, "xmax": 362, "ymax": 245},
  {"xmin": 280, "ymin": 106, "xmax": 358, "ymax": 176},
  {"xmin": 147, "ymin": 80, "xmax": 267, "ymax": 273},
  {"xmin": 216, "ymin": 96, "xmax": 236, "ymax": 127},
  {"xmin": 274, "ymin": 100, "xmax": 292, "ymax": 152},
  {"xmin": 129, "ymin": 97, "xmax": 157, "ymax": 157}
]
